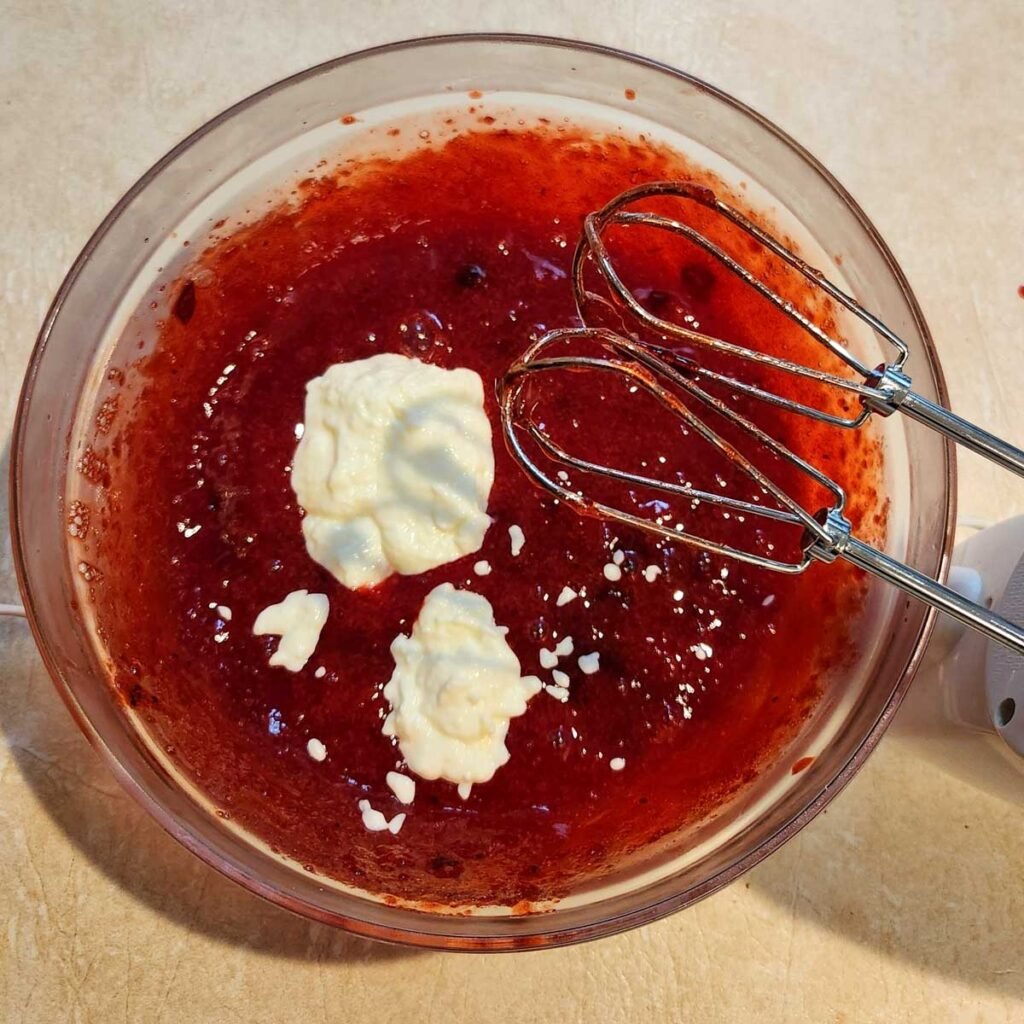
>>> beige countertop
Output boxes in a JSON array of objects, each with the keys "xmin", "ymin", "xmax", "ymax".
[{"xmin": 2, "ymin": 2, "xmax": 1023, "ymax": 1021}]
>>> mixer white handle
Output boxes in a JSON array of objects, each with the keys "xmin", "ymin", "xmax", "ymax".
[{"xmin": 893, "ymin": 515, "xmax": 1024, "ymax": 804}]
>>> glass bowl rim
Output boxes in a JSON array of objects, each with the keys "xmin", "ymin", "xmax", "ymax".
[{"xmin": 8, "ymin": 31, "xmax": 956, "ymax": 950}]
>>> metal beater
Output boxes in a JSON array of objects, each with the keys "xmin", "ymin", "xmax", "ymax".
[{"xmin": 499, "ymin": 181, "xmax": 1024, "ymax": 655}]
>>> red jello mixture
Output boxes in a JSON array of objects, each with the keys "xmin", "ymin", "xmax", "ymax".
[{"xmin": 83, "ymin": 118, "xmax": 886, "ymax": 906}]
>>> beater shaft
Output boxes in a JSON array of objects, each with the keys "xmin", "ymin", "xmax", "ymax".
[
  {"xmin": 898, "ymin": 389, "xmax": 1024, "ymax": 476},
  {"xmin": 815, "ymin": 513, "xmax": 1024, "ymax": 655}
]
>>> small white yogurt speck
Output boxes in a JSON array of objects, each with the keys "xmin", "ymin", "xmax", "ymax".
[
  {"xmin": 552, "ymin": 669, "xmax": 570, "ymax": 688},
  {"xmin": 612, "ymin": 549, "xmax": 625, "ymax": 566},
  {"xmin": 386, "ymin": 771, "xmax": 416, "ymax": 805},
  {"xmin": 578, "ymin": 652, "xmax": 600, "ymax": 675},
  {"xmin": 544, "ymin": 684, "xmax": 569, "ymax": 702},
  {"xmin": 387, "ymin": 813, "xmax": 407, "ymax": 835},
  {"xmin": 673, "ymin": 589, "xmax": 685, "ymax": 601},
  {"xmin": 474, "ymin": 559, "xmax": 492, "ymax": 576},
  {"xmin": 253, "ymin": 590, "xmax": 329, "ymax": 672},
  {"xmin": 216, "ymin": 605, "xmax": 233, "ymax": 621},
  {"xmin": 358, "ymin": 799, "xmax": 390, "ymax": 832},
  {"xmin": 643, "ymin": 566, "xmax": 661, "ymax": 582},
  {"xmin": 509, "ymin": 524, "xmax": 526, "ymax": 556},
  {"xmin": 554, "ymin": 636, "xmax": 574, "ymax": 658},
  {"xmin": 457, "ymin": 782, "xmax": 473, "ymax": 800},
  {"xmin": 556, "ymin": 586, "xmax": 577, "ymax": 606},
  {"xmin": 314, "ymin": 666, "xmax": 327, "ymax": 679},
  {"xmin": 603, "ymin": 563, "xmax": 622, "ymax": 582},
  {"xmin": 609, "ymin": 757, "xmax": 626, "ymax": 771},
  {"xmin": 306, "ymin": 738, "xmax": 327, "ymax": 762},
  {"xmin": 539, "ymin": 648, "xmax": 559, "ymax": 670}
]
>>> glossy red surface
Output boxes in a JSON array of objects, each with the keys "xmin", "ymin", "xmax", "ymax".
[{"xmin": 89, "ymin": 120, "xmax": 884, "ymax": 906}]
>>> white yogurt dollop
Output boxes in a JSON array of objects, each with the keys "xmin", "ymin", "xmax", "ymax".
[
  {"xmin": 291, "ymin": 353, "xmax": 494, "ymax": 589},
  {"xmin": 382, "ymin": 583, "xmax": 541, "ymax": 786}
]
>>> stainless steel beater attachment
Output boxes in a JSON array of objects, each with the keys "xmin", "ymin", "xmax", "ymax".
[{"xmin": 499, "ymin": 181, "xmax": 1024, "ymax": 655}]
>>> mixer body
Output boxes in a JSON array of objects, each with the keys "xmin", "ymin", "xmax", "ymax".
[{"xmin": 893, "ymin": 515, "xmax": 1024, "ymax": 804}]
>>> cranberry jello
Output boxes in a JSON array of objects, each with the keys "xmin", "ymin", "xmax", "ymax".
[{"xmin": 83, "ymin": 112, "xmax": 886, "ymax": 907}]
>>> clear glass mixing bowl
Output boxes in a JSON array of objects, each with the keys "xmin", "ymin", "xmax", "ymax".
[{"xmin": 10, "ymin": 34, "xmax": 954, "ymax": 950}]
